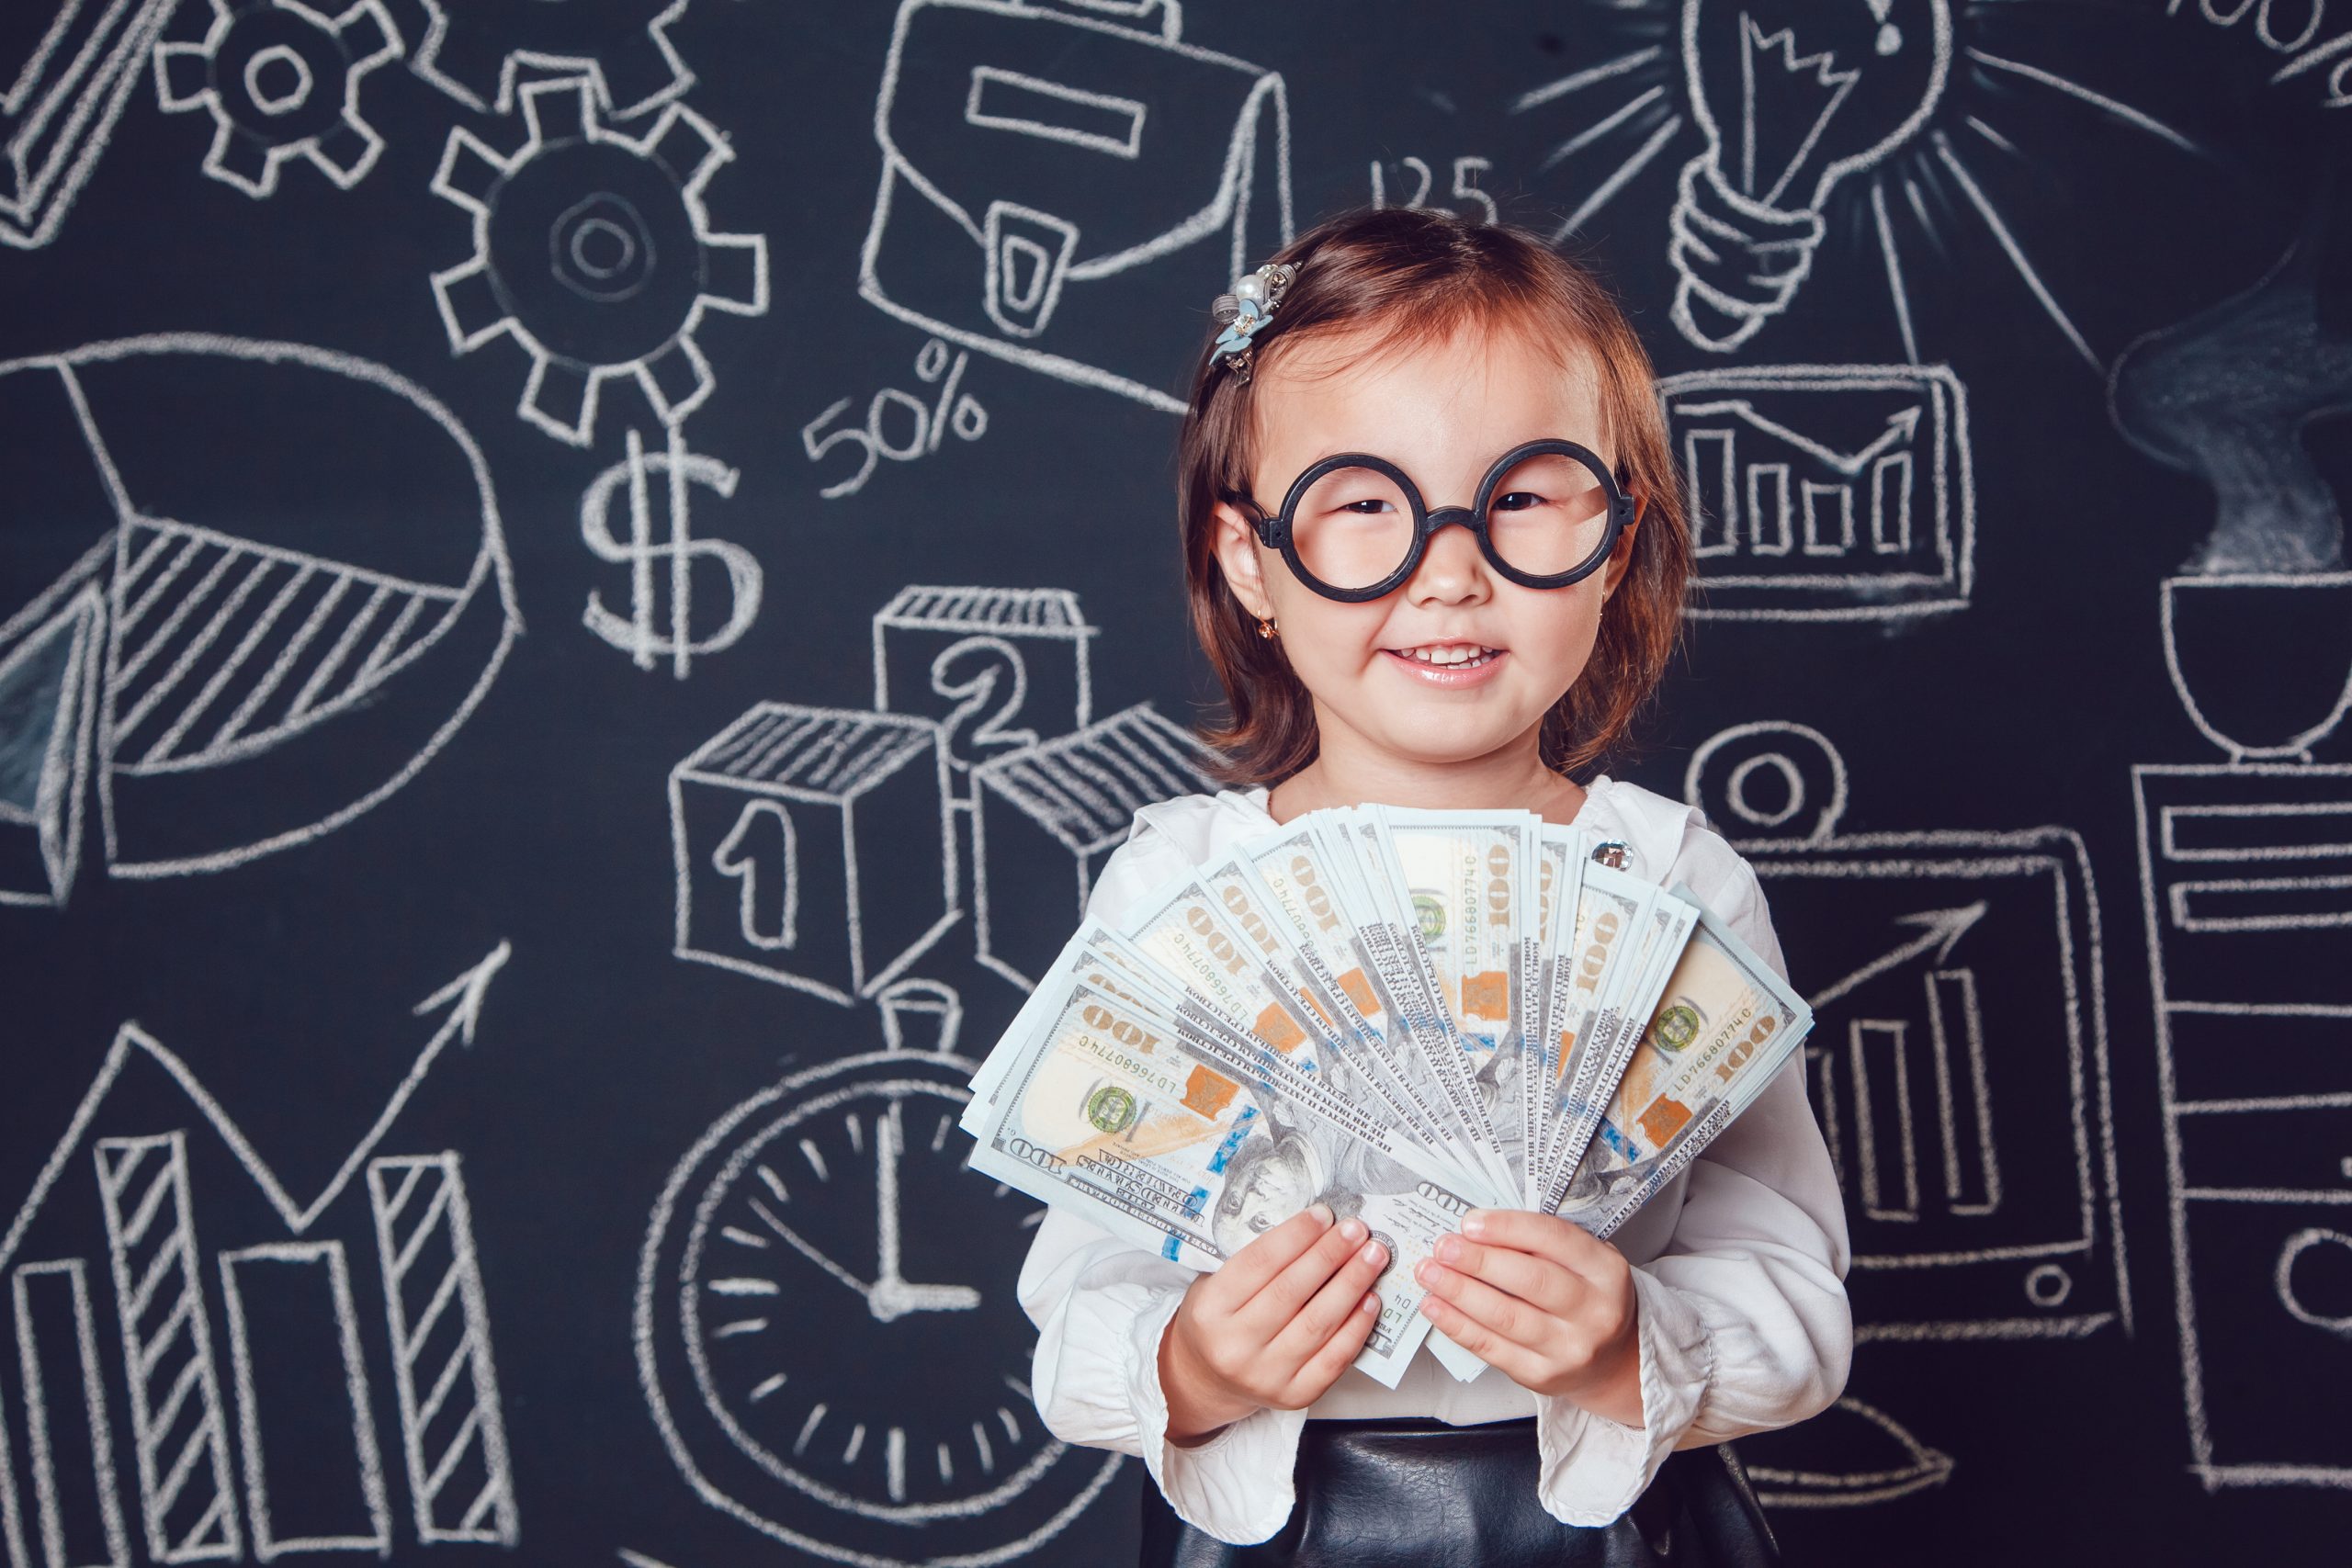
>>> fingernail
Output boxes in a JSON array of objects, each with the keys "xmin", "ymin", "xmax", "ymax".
[
  {"xmin": 1308, "ymin": 1202, "xmax": 1334, "ymax": 1227},
  {"xmin": 1340, "ymin": 1217, "xmax": 1368, "ymax": 1243},
  {"xmin": 1435, "ymin": 1235, "xmax": 1463, "ymax": 1264},
  {"xmin": 1413, "ymin": 1260, "xmax": 1434, "ymax": 1287},
  {"xmin": 1360, "ymin": 1240, "xmax": 1386, "ymax": 1267},
  {"xmin": 1361, "ymin": 1292, "xmax": 1380, "ymax": 1314},
  {"xmin": 1462, "ymin": 1211, "xmax": 1490, "ymax": 1238}
]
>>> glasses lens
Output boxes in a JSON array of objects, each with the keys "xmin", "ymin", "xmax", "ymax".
[
  {"xmin": 1484, "ymin": 449, "xmax": 1615, "ymax": 579},
  {"xmin": 1289, "ymin": 464, "xmax": 1417, "ymax": 592}
]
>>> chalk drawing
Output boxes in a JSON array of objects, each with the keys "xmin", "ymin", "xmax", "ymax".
[
  {"xmin": 215, "ymin": 1243, "xmax": 391, "ymax": 1559},
  {"xmin": 1514, "ymin": 6, "xmax": 2225, "ymax": 367},
  {"xmin": 877, "ymin": 976, "xmax": 964, "ymax": 1057},
  {"xmin": 1668, "ymin": 3, "xmax": 1953, "ymax": 352},
  {"xmin": 2137, "ymin": 761, "xmax": 2352, "ymax": 1489},
  {"xmin": 860, "ymin": 0, "xmax": 1292, "ymax": 414},
  {"xmin": 1658, "ymin": 364, "xmax": 1974, "ymax": 622},
  {"xmin": 410, "ymin": 0, "xmax": 693, "ymax": 120},
  {"xmin": 581, "ymin": 426, "xmax": 762, "ymax": 678},
  {"xmin": 2158, "ymin": 574, "xmax": 2352, "ymax": 763},
  {"xmin": 2168, "ymin": 0, "xmax": 2352, "ymax": 108},
  {"xmin": 1744, "ymin": 1396, "xmax": 1954, "ymax": 1508},
  {"xmin": 0, "ymin": 0, "xmax": 179, "ymax": 248},
  {"xmin": 153, "ymin": 1, "xmax": 402, "ymax": 200},
  {"xmin": 2, "ymin": 943, "xmax": 509, "ymax": 1269},
  {"xmin": 638, "ymin": 1050, "xmax": 1124, "ymax": 1566},
  {"xmin": 803, "ymin": 338, "xmax": 990, "ymax": 500},
  {"xmin": 2110, "ymin": 171, "xmax": 2352, "ymax": 577},
  {"xmin": 1688, "ymin": 722, "xmax": 2127, "ymax": 1344},
  {"xmin": 2118, "ymin": 158, "xmax": 2352, "ymax": 1483},
  {"xmin": 970, "ymin": 702, "xmax": 1222, "ymax": 990},
  {"xmin": 431, "ymin": 75, "xmax": 769, "ymax": 446},
  {"xmin": 367, "ymin": 1155, "xmax": 518, "ymax": 1545},
  {"xmin": 11, "ymin": 1260, "xmax": 131, "ymax": 1568},
  {"xmin": 0, "ymin": 334, "xmax": 519, "ymax": 897},
  {"xmin": 91, "ymin": 1135, "xmax": 240, "ymax": 1563},
  {"xmin": 671, "ymin": 705, "xmax": 959, "ymax": 1006},
  {"xmin": 1367, "ymin": 155, "xmax": 1498, "ymax": 224},
  {"xmin": 0, "ymin": 587, "xmax": 102, "ymax": 908},
  {"xmin": 870, "ymin": 586, "xmax": 1094, "ymax": 795},
  {"xmin": 0, "ymin": 944, "xmax": 513, "ymax": 1562}
]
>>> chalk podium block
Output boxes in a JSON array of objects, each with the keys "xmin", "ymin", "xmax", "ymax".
[
  {"xmin": 871, "ymin": 586, "xmax": 1095, "ymax": 779},
  {"xmin": 672, "ymin": 703, "xmax": 958, "ymax": 1006},
  {"xmin": 970, "ymin": 703, "xmax": 1218, "ymax": 988}
]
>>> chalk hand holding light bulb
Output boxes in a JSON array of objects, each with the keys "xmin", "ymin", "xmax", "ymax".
[{"xmin": 1668, "ymin": 0, "xmax": 1953, "ymax": 352}]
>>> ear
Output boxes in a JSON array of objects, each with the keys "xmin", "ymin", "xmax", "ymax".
[
  {"xmin": 1600, "ymin": 490, "xmax": 1645, "ymax": 601},
  {"xmin": 1212, "ymin": 500, "xmax": 1275, "ymax": 622}
]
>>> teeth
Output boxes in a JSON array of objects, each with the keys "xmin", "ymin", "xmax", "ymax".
[{"xmin": 1402, "ymin": 645, "xmax": 1496, "ymax": 667}]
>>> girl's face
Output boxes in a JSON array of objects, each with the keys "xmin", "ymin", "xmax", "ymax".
[{"xmin": 1212, "ymin": 319, "xmax": 1635, "ymax": 776}]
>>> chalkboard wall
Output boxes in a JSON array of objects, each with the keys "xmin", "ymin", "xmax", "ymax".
[{"xmin": 3, "ymin": 2, "xmax": 2347, "ymax": 1564}]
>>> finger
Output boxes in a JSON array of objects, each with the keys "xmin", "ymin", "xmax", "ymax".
[
  {"xmin": 1417, "ymin": 1289, "xmax": 1546, "ymax": 1388},
  {"xmin": 1266, "ymin": 1234, "xmax": 1389, "ymax": 1369},
  {"xmin": 1208, "ymin": 1203, "xmax": 1337, "ymax": 1305},
  {"xmin": 1431, "ymin": 1234, "xmax": 1581, "ymax": 1317},
  {"xmin": 1234, "ymin": 1214, "xmax": 1369, "ymax": 1336},
  {"xmin": 1415, "ymin": 1256, "xmax": 1551, "ymax": 1355},
  {"xmin": 1463, "ymin": 1209, "xmax": 1623, "ymax": 1283},
  {"xmin": 1283, "ymin": 1291, "xmax": 1382, "ymax": 1406}
]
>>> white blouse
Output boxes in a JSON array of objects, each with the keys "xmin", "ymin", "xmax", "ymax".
[{"xmin": 1013, "ymin": 775, "xmax": 1853, "ymax": 1544}]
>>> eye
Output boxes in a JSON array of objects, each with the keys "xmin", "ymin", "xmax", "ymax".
[
  {"xmin": 1338, "ymin": 496, "xmax": 1396, "ymax": 515},
  {"xmin": 1490, "ymin": 490, "xmax": 1547, "ymax": 513}
]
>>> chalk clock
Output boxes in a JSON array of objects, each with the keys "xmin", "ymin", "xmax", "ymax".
[{"xmin": 639, "ymin": 1049, "xmax": 1124, "ymax": 1565}]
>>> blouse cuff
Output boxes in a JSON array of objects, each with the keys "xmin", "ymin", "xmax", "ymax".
[
  {"xmin": 1125, "ymin": 1288, "xmax": 1308, "ymax": 1544},
  {"xmin": 1532, "ymin": 1266, "xmax": 1715, "ymax": 1526}
]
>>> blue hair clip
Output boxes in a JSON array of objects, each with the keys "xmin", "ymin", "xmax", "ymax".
[{"xmin": 1210, "ymin": 261, "xmax": 1296, "ymax": 383}]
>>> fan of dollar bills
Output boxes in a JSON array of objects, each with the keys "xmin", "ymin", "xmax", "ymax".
[{"xmin": 959, "ymin": 807, "xmax": 1814, "ymax": 1387}]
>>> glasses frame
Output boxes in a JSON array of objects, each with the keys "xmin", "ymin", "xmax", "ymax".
[{"xmin": 1228, "ymin": 437, "xmax": 1642, "ymax": 604}]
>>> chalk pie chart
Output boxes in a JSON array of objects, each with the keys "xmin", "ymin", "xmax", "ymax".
[{"xmin": 0, "ymin": 335, "xmax": 517, "ymax": 899}]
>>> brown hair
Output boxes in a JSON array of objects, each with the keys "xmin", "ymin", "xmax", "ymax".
[{"xmin": 1176, "ymin": 206, "xmax": 1691, "ymax": 787}]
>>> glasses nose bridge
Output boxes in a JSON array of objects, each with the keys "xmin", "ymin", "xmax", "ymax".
[{"xmin": 1422, "ymin": 502, "xmax": 1480, "ymax": 537}]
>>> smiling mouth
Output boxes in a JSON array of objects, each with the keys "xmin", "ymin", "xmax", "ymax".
[{"xmin": 1388, "ymin": 644, "xmax": 1501, "ymax": 669}]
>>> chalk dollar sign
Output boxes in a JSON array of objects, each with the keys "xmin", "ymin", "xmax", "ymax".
[{"xmin": 582, "ymin": 427, "xmax": 763, "ymax": 677}]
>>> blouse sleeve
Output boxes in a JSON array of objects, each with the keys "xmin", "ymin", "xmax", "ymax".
[
  {"xmin": 1530, "ymin": 845, "xmax": 1854, "ymax": 1527},
  {"xmin": 1012, "ymin": 822, "xmax": 1312, "ymax": 1545}
]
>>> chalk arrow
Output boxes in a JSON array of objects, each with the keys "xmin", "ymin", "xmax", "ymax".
[
  {"xmin": 415, "ymin": 936, "xmax": 512, "ymax": 1045},
  {"xmin": 1806, "ymin": 903, "xmax": 1985, "ymax": 1011},
  {"xmin": 0, "ymin": 941, "xmax": 514, "ymax": 1274},
  {"xmin": 1673, "ymin": 400, "xmax": 1922, "ymax": 474}
]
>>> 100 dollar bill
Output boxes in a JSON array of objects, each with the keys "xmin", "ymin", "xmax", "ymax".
[
  {"xmin": 1546, "ymin": 900, "xmax": 1810, "ymax": 1230},
  {"xmin": 970, "ymin": 974, "xmax": 1477, "ymax": 1387}
]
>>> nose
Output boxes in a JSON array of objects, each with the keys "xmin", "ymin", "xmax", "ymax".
[{"xmin": 1407, "ymin": 505, "xmax": 1488, "ymax": 604}]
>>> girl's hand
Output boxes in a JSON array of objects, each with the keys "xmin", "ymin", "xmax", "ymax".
[
  {"xmin": 1158, "ymin": 1203, "xmax": 1391, "ymax": 1445},
  {"xmin": 1413, "ymin": 1209, "xmax": 1644, "ymax": 1425}
]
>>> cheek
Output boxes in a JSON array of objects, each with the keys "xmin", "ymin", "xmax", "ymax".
[
  {"xmin": 1264, "ymin": 581, "xmax": 1389, "ymax": 667},
  {"xmin": 1509, "ymin": 587, "xmax": 1607, "ymax": 685}
]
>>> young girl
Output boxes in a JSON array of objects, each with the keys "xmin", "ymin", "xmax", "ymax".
[{"xmin": 1016, "ymin": 208, "xmax": 1851, "ymax": 1564}]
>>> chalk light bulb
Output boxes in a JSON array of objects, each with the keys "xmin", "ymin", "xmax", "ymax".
[{"xmin": 1670, "ymin": 0, "xmax": 1952, "ymax": 352}]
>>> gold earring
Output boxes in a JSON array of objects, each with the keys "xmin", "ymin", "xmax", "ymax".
[{"xmin": 1258, "ymin": 615, "xmax": 1278, "ymax": 639}]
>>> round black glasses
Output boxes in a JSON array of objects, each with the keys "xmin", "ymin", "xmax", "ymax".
[{"xmin": 1227, "ymin": 438, "xmax": 1641, "ymax": 603}]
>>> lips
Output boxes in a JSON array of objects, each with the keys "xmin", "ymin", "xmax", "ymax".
[{"xmin": 1378, "ymin": 641, "xmax": 1509, "ymax": 687}]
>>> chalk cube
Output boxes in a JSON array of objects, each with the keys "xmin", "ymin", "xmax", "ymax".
[
  {"xmin": 672, "ymin": 703, "xmax": 956, "ymax": 1005},
  {"xmin": 971, "ymin": 703, "xmax": 1220, "ymax": 988},
  {"xmin": 870, "ymin": 586, "xmax": 1095, "ymax": 777}
]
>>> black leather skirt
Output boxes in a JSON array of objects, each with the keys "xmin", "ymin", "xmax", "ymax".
[{"xmin": 1137, "ymin": 1417, "xmax": 1780, "ymax": 1568}]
